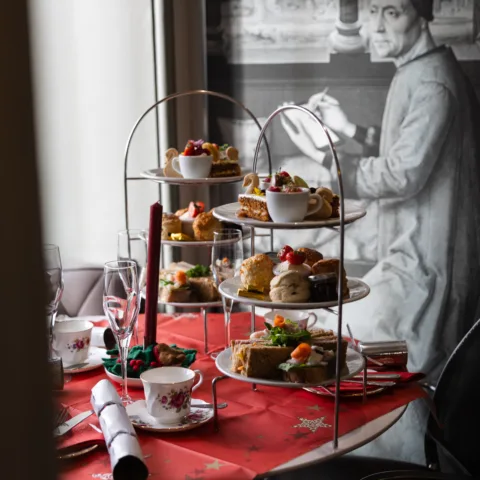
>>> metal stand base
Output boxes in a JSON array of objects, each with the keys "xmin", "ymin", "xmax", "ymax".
[{"xmin": 212, "ymin": 375, "xmax": 228, "ymax": 431}]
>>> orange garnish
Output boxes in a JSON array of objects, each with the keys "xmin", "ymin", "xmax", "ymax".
[
  {"xmin": 237, "ymin": 366, "xmax": 244, "ymax": 372},
  {"xmin": 273, "ymin": 315, "xmax": 286, "ymax": 328},
  {"xmin": 291, "ymin": 343, "xmax": 312, "ymax": 361},
  {"xmin": 175, "ymin": 271, "xmax": 187, "ymax": 285}
]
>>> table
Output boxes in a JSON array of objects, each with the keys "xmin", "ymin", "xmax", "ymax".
[{"xmin": 57, "ymin": 312, "xmax": 424, "ymax": 480}]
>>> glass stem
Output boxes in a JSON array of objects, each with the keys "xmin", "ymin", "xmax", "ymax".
[
  {"xmin": 46, "ymin": 312, "xmax": 57, "ymax": 360},
  {"xmin": 223, "ymin": 297, "xmax": 234, "ymax": 348},
  {"xmin": 118, "ymin": 335, "xmax": 131, "ymax": 402}
]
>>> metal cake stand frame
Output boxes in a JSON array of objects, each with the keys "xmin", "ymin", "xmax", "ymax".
[
  {"xmin": 211, "ymin": 104, "xmax": 370, "ymax": 448},
  {"xmin": 122, "ymin": 89, "xmax": 273, "ymax": 353}
]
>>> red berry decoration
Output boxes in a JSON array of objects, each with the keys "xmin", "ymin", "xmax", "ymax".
[
  {"xmin": 264, "ymin": 177, "xmax": 271, "ymax": 183},
  {"xmin": 129, "ymin": 360, "xmax": 136, "ymax": 367},
  {"xmin": 132, "ymin": 365, "xmax": 139, "ymax": 372},
  {"xmin": 116, "ymin": 358, "xmax": 121, "ymax": 364},
  {"xmin": 286, "ymin": 250, "xmax": 306, "ymax": 265},
  {"xmin": 278, "ymin": 245, "xmax": 293, "ymax": 262},
  {"xmin": 279, "ymin": 171, "xmax": 290, "ymax": 177},
  {"xmin": 150, "ymin": 361, "xmax": 158, "ymax": 368},
  {"xmin": 268, "ymin": 186, "xmax": 281, "ymax": 192}
]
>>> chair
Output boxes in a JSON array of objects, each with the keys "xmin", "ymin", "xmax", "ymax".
[
  {"xmin": 58, "ymin": 267, "xmax": 104, "ymax": 317},
  {"xmin": 269, "ymin": 318, "xmax": 480, "ymax": 480}
]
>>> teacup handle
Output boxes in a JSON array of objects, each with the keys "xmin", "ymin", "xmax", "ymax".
[
  {"xmin": 192, "ymin": 369, "xmax": 203, "ymax": 391},
  {"xmin": 307, "ymin": 312, "xmax": 318, "ymax": 329},
  {"xmin": 172, "ymin": 156, "xmax": 182, "ymax": 175},
  {"xmin": 307, "ymin": 193, "xmax": 323, "ymax": 216}
]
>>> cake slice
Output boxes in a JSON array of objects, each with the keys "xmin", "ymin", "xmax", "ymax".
[
  {"xmin": 279, "ymin": 362, "xmax": 335, "ymax": 384},
  {"xmin": 230, "ymin": 340, "xmax": 294, "ymax": 379},
  {"xmin": 238, "ymin": 194, "xmax": 270, "ymax": 222}
]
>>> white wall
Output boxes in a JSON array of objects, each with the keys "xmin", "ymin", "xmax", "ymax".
[{"xmin": 29, "ymin": 0, "xmax": 160, "ymax": 267}]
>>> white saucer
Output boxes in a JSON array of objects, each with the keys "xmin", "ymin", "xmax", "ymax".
[
  {"xmin": 126, "ymin": 399, "xmax": 214, "ymax": 432},
  {"xmin": 104, "ymin": 368, "xmax": 143, "ymax": 388},
  {"xmin": 64, "ymin": 346, "xmax": 108, "ymax": 374}
]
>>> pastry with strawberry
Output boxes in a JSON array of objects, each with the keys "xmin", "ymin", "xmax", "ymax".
[
  {"xmin": 273, "ymin": 246, "xmax": 312, "ymax": 278},
  {"xmin": 175, "ymin": 201, "xmax": 206, "ymax": 238}
]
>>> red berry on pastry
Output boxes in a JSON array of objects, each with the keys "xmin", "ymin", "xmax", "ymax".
[
  {"xmin": 268, "ymin": 186, "xmax": 281, "ymax": 192},
  {"xmin": 264, "ymin": 177, "xmax": 271, "ymax": 183},
  {"xmin": 278, "ymin": 245, "xmax": 293, "ymax": 262},
  {"xmin": 188, "ymin": 201, "xmax": 205, "ymax": 218},
  {"xmin": 286, "ymin": 250, "xmax": 307, "ymax": 265},
  {"xmin": 279, "ymin": 171, "xmax": 290, "ymax": 177},
  {"xmin": 184, "ymin": 145, "xmax": 194, "ymax": 156}
]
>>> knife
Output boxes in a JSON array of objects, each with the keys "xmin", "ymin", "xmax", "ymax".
[
  {"xmin": 53, "ymin": 410, "xmax": 94, "ymax": 438},
  {"xmin": 353, "ymin": 373, "xmax": 401, "ymax": 380}
]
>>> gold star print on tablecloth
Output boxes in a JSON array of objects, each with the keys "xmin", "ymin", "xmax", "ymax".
[
  {"xmin": 294, "ymin": 416, "xmax": 332, "ymax": 433},
  {"xmin": 205, "ymin": 459, "xmax": 226, "ymax": 471}
]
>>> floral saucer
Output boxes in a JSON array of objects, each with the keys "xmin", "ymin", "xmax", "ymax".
[
  {"xmin": 126, "ymin": 399, "xmax": 214, "ymax": 433},
  {"xmin": 63, "ymin": 346, "xmax": 108, "ymax": 374}
]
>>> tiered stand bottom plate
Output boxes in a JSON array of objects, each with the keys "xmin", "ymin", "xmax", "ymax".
[{"xmin": 215, "ymin": 347, "xmax": 365, "ymax": 389}]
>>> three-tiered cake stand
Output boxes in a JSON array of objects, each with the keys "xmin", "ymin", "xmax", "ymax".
[
  {"xmin": 122, "ymin": 90, "xmax": 274, "ymax": 353},
  {"xmin": 211, "ymin": 104, "xmax": 370, "ymax": 448}
]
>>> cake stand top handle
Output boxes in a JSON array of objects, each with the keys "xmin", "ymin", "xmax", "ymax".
[
  {"xmin": 123, "ymin": 89, "xmax": 273, "ymax": 179},
  {"xmin": 252, "ymin": 104, "xmax": 346, "ymax": 449}
]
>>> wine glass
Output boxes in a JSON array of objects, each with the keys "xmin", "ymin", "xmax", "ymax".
[
  {"xmin": 117, "ymin": 229, "xmax": 148, "ymax": 344},
  {"xmin": 43, "ymin": 244, "xmax": 64, "ymax": 360},
  {"xmin": 211, "ymin": 229, "xmax": 243, "ymax": 354},
  {"xmin": 103, "ymin": 260, "xmax": 140, "ymax": 404}
]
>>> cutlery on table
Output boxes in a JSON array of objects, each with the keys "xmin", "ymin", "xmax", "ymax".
[
  {"xmin": 64, "ymin": 362, "xmax": 89, "ymax": 370},
  {"xmin": 353, "ymin": 373, "xmax": 401, "ymax": 380},
  {"xmin": 53, "ymin": 410, "xmax": 94, "ymax": 438},
  {"xmin": 342, "ymin": 379, "xmax": 396, "ymax": 387},
  {"xmin": 191, "ymin": 402, "xmax": 228, "ymax": 410}
]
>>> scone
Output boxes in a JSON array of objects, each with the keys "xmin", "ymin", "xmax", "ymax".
[
  {"xmin": 162, "ymin": 213, "xmax": 182, "ymax": 240},
  {"xmin": 306, "ymin": 187, "xmax": 338, "ymax": 220},
  {"xmin": 192, "ymin": 211, "xmax": 222, "ymax": 241},
  {"xmin": 269, "ymin": 271, "xmax": 310, "ymax": 303},
  {"xmin": 240, "ymin": 254, "xmax": 275, "ymax": 293},
  {"xmin": 297, "ymin": 248, "xmax": 323, "ymax": 268},
  {"xmin": 311, "ymin": 258, "xmax": 349, "ymax": 297}
]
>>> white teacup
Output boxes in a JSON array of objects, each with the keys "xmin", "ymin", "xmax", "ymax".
[
  {"xmin": 140, "ymin": 367, "xmax": 203, "ymax": 423},
  {"xmin": 264, "ymin": 309, "xmax": 318, "ymax": 330},
  {"xmin": 172, "ymin": 154, "xmax": 213, "ymax": 179},
  {"xmin": 53, "ymin": 320, "xmax": 93, "ymax": 366},
  {"xmin": 266, "ymin": 188, "xmax": 322, "ymax": 222}
]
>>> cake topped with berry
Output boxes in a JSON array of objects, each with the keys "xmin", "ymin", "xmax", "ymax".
[
  {"xmin": 163, "ymin": 140, "xmax": 241, "ymax": 179},
  {"xmin": 237, "ymin": 170, "xmax": 310, "ymax": 222}
]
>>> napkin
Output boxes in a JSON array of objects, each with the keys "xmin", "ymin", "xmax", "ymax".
[
  {"xmin": 91, "ymin": 379, "xmax": 148, "ymax": 480},
  {"xmin": 313, "ymin": 371, "xmax": 425, "ymax": 394},
  {"xmin": 102, "ymin": 344, "xmax": 197, "ymax": 378}
]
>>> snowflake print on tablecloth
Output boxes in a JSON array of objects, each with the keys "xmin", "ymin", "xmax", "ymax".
[{"xmin": 293, "ymin": 416, "xmax": 332, "ymax": 433}]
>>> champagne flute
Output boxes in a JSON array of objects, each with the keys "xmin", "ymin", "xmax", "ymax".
[
  {"xmin": 103, "ymin": 260, "xmax": 140, "ymax": 404},
  {"xmin": 211, "ymin": 229, "xmax": 244, "ymax": 353},
  {"xmin": 117, "ymin": 229, "xmax": 148, "ymax": 344},
  {"xmin": 43, "ymin": 244, "xmax": 64, "ymax": 360}
]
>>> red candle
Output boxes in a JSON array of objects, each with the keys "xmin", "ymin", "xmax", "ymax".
[{"xmin": 144, "ymin": 202, "xmax": 163, "ymax": 347}]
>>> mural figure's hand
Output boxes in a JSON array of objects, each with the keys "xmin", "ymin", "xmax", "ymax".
[
  {"xmin": 308, "ymin": 93, "xmax": 355, "ymax": 138},
  {"xmin": 279, "ymin": 103, "xmax": 326, "ymax": 163}
]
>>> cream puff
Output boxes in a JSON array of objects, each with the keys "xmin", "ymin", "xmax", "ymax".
[{"xmin": 269, "ymin": 271, "xmax": 310, "ymax": 303}]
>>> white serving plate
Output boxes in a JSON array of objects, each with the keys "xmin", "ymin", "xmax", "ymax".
[
  {"xmin": 140, "ymin": 290, "xmax": 222, "ymax": 308},
  {"xmin": 140, "ymin": 168, "xmax": 245, "ymax": 185},
  {"xmin": 218, "ymin": 276, "xmax": 369, "ymax": 309},
  {"xmin": 162, "ymin": 236, "xmax": 246, "ymax": 247},
  {"xmin": 215, "ymin": 347, "xmax": 365, "ymax": 389},
  {"xmin": 104, "ymin": 368, "xmax": 143, "ymax": 388},
  {"xmin": 212, "ymin": 200, "xmax": 366, "ymax": 229}
]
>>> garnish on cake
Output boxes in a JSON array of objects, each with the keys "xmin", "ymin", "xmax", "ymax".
[
  {"xmin": 163, "ymin": 140, "xmax": 241, "ymax": 179},
  {"xmin": 237, "ymin": 171, "xmax": 313, "ymax": 222}
]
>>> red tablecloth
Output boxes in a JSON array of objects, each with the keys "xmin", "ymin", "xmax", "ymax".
[{"xmin": 57, "ymin": 313, "xmax": 426, "ymax": 480}]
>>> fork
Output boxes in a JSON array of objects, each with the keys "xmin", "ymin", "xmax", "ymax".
[{"xmin": 54, "ymin": 407, "xmax": 69, "ymax": 429}]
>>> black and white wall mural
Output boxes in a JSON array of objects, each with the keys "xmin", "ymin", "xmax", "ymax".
[{"xmin": 206, "ymin": 0, "xmax": 480, "ymax": 463}]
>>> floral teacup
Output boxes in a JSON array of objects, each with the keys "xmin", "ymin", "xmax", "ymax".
[
  {"xmin": 52, "ymin": 320, "xmax": 93, "ymax": 366},
  {"xmin": 140, "ymin": 367, "xmax": 203, "ymax": 423}
]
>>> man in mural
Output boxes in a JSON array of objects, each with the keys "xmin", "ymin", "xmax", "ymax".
[{"xmin": 283, "ymin": 0, "xmax": 480, "ymax": 464}]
